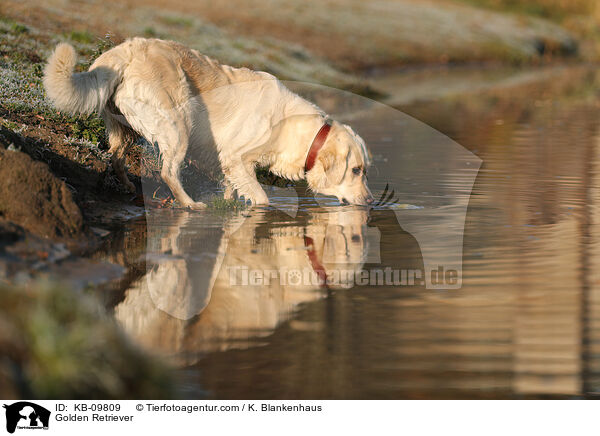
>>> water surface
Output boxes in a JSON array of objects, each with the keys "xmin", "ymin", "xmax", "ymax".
[{"xmin": 106, "ymin": 66, "xmax": 600, "ymax": 399}]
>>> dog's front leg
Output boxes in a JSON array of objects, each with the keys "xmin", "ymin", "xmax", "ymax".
[{"xmin": 224, "ymin": 159, "xmax": 269, "ymax": 205}]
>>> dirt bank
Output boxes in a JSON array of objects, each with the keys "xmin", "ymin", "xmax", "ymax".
[{"xmin": 0, "ymin": 147, "xmax": 83, "ymax": 240}]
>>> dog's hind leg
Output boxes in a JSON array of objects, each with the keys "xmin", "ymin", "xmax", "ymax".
[
  {"xmin": 160, "ymin": 140, "xmax": 207, "ymax": 210},
  {"xmin": 103, "ymin": 110, "xmax": 136, "ymax": 193}
]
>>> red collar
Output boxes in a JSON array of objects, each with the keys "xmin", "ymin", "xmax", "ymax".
[
  {"xmin": 304, "ymin": 120, "xmax": 332, "ymax": 173},
  {"xmin": 304, "ymin": 236, "xmax": 329, "ymax": 288}
]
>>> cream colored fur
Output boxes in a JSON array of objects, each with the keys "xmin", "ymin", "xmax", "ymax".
[{"xmin": 44, "ymin": 38, "xmax": 373, "ymax": 208}]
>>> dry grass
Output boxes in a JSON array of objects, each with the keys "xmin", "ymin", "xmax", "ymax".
[{"xmin": 114, "ymin": 0, "xmax": 578, "ymax": 67}]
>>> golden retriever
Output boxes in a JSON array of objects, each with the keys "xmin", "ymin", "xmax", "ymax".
[{"xmin": 43, "ymin": 38, "xmax": 374, "ymax": 208}]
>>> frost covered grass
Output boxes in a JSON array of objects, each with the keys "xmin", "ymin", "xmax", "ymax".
[
  {"xmin": 0, "ymin": 19, "xmax": 113, "ymax": 149},
  {"xmin": 0, "ymin": 20, "xmax": 51, "ymax": 113},
  {"xmin": 0, "ymin": 57, "xmax": 109, "ymax": 149},
  {"xmin": 0, "ymin": 60, "xmax": 53, "ymax": 114}
]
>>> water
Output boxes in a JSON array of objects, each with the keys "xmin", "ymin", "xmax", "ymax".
[{"xmin": 102, "ymin": 66, "xmax": 600, "ymax": 399}]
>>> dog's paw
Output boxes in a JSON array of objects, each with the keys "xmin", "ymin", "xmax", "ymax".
[
  {"xmin": 238, "ymin": 188, "xmax": 268, "ymax": 206},
  {"xmin": 249, "ymin": 193, "xmax": 269, "ymax": 206},
  {"xmin": 186, "ymin": 201, "xmax": 207, "ymax": 210}
]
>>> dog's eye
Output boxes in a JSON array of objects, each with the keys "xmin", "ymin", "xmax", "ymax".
[{"xmin": 352, "ymin": 167, "xmax": 361, "ymax": 176}]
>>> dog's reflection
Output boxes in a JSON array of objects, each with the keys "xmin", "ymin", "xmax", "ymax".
[{"xmin": 114, "ymin": 206, "xmax": 370, "ymax": 360}]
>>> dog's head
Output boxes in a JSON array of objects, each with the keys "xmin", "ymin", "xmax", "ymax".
[
  {"xmin": 319, "ymin": 207, "xmax": 370, "ymax": 273},
  {"xmin": 306, "ymin": 122, "xmax": 373, "ymax": 206}
]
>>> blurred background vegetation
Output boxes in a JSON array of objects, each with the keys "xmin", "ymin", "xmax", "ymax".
[
  {"xmin": 461, "ymin": 0, "xmax": 600, "ymax": 56},
  {"xmin": 2, "ymin": 0, "xmax": 600, "ymax": 92}
]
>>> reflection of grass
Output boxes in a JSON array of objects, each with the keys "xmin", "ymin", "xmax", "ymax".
[{"xmin": 401, "ymin": 67, "xmax": 600, "ymax": 158}]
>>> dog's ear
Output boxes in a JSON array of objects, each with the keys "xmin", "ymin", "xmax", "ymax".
[
  {"xmin": 320, "ymin": 148, "xmax": 347, "ymax": 185},
  {"xmin": 307, "ymin": 145, "xmax": 348, "ymax": 189},
  {"xmin": 343, "ymin": 123, "xmax": 371, "ymax": 166}
]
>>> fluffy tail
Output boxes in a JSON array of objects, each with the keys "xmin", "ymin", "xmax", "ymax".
[{"xmin": 43, "ymin": 43, "xmax": 119, "ymax": 115}]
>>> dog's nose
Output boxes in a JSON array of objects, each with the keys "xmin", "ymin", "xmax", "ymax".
[{"xmin": 366, "ymin": 196, "xmax": 374, "ymax": 205}]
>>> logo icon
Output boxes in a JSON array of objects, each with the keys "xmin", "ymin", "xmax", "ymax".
[{"xmin": 2, "ymin": 402, "xmax": 50, "ymax": 434}]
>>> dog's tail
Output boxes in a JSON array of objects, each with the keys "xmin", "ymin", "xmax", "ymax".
[{"xmin": 43, "ymin": 43, "xmax": 120, "ymax": 115}]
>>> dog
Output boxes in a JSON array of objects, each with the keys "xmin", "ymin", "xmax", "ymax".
[{"xmin": 43, "ymin": 38, "xmax": 374, "ymax": 208}]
